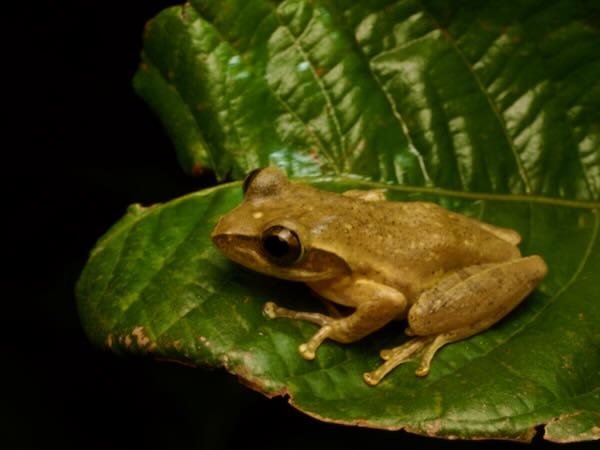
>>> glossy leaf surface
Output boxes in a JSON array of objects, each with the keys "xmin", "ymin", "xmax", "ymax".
[{"xmin": 135, "ymin": 0, "xmax": 599, "ymax": 203}]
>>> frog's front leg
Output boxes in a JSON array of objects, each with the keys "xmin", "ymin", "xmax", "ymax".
[
  {"xmin": 365, "ymin": 255, "xmax": 547, "ymax": 385},
  {"xmin": 264, "ymin": 277, "xmax": 407, "ymax": 360}
]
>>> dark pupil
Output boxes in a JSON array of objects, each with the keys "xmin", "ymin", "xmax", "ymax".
[{"xmin": 264, "ymin": 233, "xmax": 290, "ymax": 257}]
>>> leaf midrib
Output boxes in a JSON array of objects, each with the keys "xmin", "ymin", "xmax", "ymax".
[
  {"xmin": 297, "ymin": 177, "xmax": 600, "ymax": 208},
  {"xmin": 89, "ymin": 178, "xmax": 599, "ymax": 271}
]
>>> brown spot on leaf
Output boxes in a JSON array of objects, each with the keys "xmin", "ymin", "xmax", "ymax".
[
  {"xmin": 179, "ymin": 4, "xmax": 191, "ymax": 21},
  {"xmin": 132, "ymin": 326, "xmax": 151, "ymax": 347},
  {"xmin": 423, "ymin": 420, "xmax": 442, "ymax": 435},
  {"xmin": 544, "ymin": 412, "xmax": 596, "ymax": 443},
  {"xmin": 192, "ymin": 163, "xmax": 208, "ymax": 177},
  {"xmin": 197, "ymin": 335, "xmax": 211, "ymax": 347},
  {"xmin": 231, "ymin": 361, "xmax": 290, "ymax": 399},
  {"xmin": 561, "ymin": 354, "xmax": 574, "ymax": 369}
]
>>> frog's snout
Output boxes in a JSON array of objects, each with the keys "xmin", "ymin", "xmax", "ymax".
[
  {"xmin": 211, "ymin": 216, "xmax": 239, "ymax": 249},
  {"xmin": 211, "ymin": 216, "xmax": 226, "ymax": 240}
]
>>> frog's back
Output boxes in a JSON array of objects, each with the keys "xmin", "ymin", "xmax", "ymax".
[{"xmin": 302, "ymin": 190, "xmax": 520, "ymax": 291}]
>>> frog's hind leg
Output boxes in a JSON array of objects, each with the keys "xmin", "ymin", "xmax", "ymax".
[
  {"xmin": 364, "ymin": 255, "xmax": 547, "ymax": 385},
  {"xmin": 364, "ymin": 323, "xmax": 496, "ymax": 386},
  {"xmin": 411, "ymin": 256, "xmax": 546, "ymax": 374}
]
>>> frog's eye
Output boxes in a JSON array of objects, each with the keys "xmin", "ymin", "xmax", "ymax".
[
  {"xmin": 243, "ymin": 168, "xmax": 263, "ymax": 195},
  {"xmin": 261, "ymin": 225, "xmax": 303, "ymax": 265}
]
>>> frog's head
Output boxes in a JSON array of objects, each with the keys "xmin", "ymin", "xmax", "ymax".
[{"xmin": 211, "ymin": 166, "xmax": 350, "ymax": 281}]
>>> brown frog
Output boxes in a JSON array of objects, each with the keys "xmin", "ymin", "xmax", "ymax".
[{"xmin": 211, "ymin": 167, "xmax": 547, "ymax": 385}]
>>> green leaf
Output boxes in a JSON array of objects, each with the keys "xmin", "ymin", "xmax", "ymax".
[
  {"xmin": 77, "ymin": 180, "xmax": 600, "ymax": 441},
  {"xmin": 134, "ymin": 0, "xmax": 599, "ymax": 202},
  {"xmin": 79, "ymin": 0, "xmax": 600, "ymax": 442}
]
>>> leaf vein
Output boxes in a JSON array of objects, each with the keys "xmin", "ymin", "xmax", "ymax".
[
  {"xmin": 296, "ymin": 177, "xmax": 600, "ymax": 208},
  {"xmin": 329, "ymin": 6, "xmax": 433, "ymax": 184},
  {"xmin": 269, "ymin": 2, "xmax": 346, "ymax": 171},
  {"xmin": 188, "ymin": 4, "xmax": 337, "ymax": 172},
  {"xmin": 418, "ymin": 0, "xmax": 533, "ymax": 194},
  {"xmin": 111, "ymin": 203, "xmax": 213, "ymax": 332}
]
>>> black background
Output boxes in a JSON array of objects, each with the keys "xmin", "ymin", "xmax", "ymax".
[{"xmin": 15, "ymin": 1, "xmax": 595, "ymax": 448}]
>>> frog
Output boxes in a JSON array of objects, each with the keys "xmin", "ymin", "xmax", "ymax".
[{"xmin": 211, "ymin": 167, "xmax": 548, "ymax": 385}]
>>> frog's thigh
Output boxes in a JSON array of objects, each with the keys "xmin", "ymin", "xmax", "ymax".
[
  {"xmin": 363, "ymin": 255, "xmax": 547, "ymax": 383},
  {"xmin": 408, "ymin": 255, "xmax": 547, "ymax": 337}
]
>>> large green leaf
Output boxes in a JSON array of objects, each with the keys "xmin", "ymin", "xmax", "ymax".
[
  {"xmin": 134, "ymin": 0, "xmax": 599, "ymax": 201},
  {"xmin": 78, "ymin": 0, "xmax": 600, "ymax": 442},
  {"xmin": 77, "ymin": 181, "xmax": 599, "ymax": 441}
]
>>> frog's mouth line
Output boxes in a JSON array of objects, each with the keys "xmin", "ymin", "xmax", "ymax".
[{"xmin": 212, "ymin": 234, "xmax": 350, "ymax": 282}]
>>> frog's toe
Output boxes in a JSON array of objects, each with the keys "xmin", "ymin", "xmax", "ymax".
[
  {"xmin": 363, "ymin": 371, "xmax": 380, "ymax": 386},
  {"xmin": 298, "ymin": 324, "xmax": 335, "ymax": 360},
  {"xmin": 415, "ymin": 365, "xmax": 431, "ymax": 377},
  {"xmin": 298, "ymin": 343, "xmax": 316, "ymax": 360}
]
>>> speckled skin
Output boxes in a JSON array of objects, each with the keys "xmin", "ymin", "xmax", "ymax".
[{"xmin": 212, "ymin": 167, "xmax": 548, "ymax": 385}]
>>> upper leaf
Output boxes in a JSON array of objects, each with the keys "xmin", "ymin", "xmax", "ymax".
[{"xmin": 134, "ymin": 0, "xmax": 599, "ymax": 201}]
